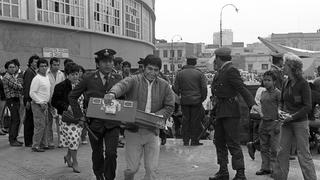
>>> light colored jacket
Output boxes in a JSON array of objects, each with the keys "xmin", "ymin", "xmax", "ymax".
[{"xmin": 109, "ymin": 74, "xmax": 175, "ymax": 120}]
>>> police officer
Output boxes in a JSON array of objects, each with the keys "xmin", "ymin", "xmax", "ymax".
[
  {"xmin": 173, "ymin": 56, "xmax": 207, "ymax": 146},
  {"xmin": 69, "ymin": 48, "xmax": 122, "ymax": 180},
  {"xmin": 209, "ymin": 47, "xmax": 255, "ymax": 180}
]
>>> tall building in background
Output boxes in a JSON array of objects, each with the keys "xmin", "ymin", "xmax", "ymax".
[
  {"xmin": 271, "ymin": 30, "xmax": 320, "ymax": 51},
  {"xmin": 0, "ymin": 0, "xmax": 156, "ymax": 69},
  {"xmin": 213, "ymin": 29, "xmax": 233, "ymax": 46}
]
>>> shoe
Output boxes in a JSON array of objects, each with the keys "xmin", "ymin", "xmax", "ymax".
[
  {"xmin": 161, "ymin": 138, "xmax": 166, "ymax": 145},
  {"xmin": 32, "ymin": 147, "xmax": 45, "ymax": 152},
  {"xmin": 289, "ymin": 155, "xmax": 296, "ymax": 160},
  {"xmin": 256, "ymin": 169, "xmax": 272, "ymax": 175},
  {"xmin": 209, "ymin": 166, "xmax": 229, "ymax": 180},
  {"xmin": 25, "ymin": 144, "xmax": 32, "ymax": 147},
  {"xmin": 72, "ymin": 163, "xmax": 80, "ymax": 173},
  {"xmin": 10, "ymin": 141, "xmax": 23, "ymax": 147},
  {"xmin": 1, "ymin": 128, "xmax": 8, "ymax": 134},
  {"xmin": 64, "ymin": 156, "xmax": 72, "ymax": 167},
  {"xmin": 190, "ymin": 141, "xmax": 203, "ymax": 146},
  {"xmin": 117, "ymin": 141, "xmax": 124, "ymax": 148},
  {"xmin": 95, "ymin": 174, "xmax": 105, "ymax": 180},
  {"xmin": 48, "ymin": 145, "xmax": 55, "ymax": 149},
  {"xmin": 0, "ymin": 129, "xmax": 6, "ymax": 135},
  {"xmin": 233, "ymin": 169, "xmax": 247, "ymax": 180},
  {"xmin": 16, "ymin": 140, "xmax": 23, "ymax": 145},
  {"xmin": 246, "ymin": 142, "xmax": 255, "ymax": 160},
  {"xmin": 81, "ymin": 140, "xmax": 88, "ymax": 145}
]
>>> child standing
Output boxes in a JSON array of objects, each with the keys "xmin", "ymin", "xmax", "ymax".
[{"xmin": 254, "ymin": 70, "xmax": 281, "ymax": 176}]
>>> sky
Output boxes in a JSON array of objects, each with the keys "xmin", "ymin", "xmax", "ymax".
[{"xmin": 155, "ymin": 0, "xmax": 320, "ymax": 45}]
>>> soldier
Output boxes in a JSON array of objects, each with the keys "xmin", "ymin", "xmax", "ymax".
[
  {"xmin": 172, "ymin": 56, "xmax": 207, "ymax": 146},
  {"xmin": 69, "ymin": 48, "xmax": 122, "ymax": 180},
  {"xmin": 209, "ymin": 47, "xmax": 255, "ymax": 180}
]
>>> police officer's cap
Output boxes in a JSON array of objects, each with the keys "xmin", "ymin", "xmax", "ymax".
[
  {"xmin": 114, "ymin": 57, "xmax": 124, "ymax": 64},
  {"xmin": 270, "ymin": 52, "xmax": 283, "ymax": 58},
  {"xmin": 94, "ymin": 48, "xmax": 116, "ymax": 63},
  {"xmin": 186, "ymin": 56, "xmax": 197, "ymax": 61},
  {"xmin": 214, "ymin": 47, "xmax": 231, "ymax": 57}
]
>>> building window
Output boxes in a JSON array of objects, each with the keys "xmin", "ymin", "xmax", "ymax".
[
  {"xmin": 177, "ymin": 50, "xmax": 182, "ymax": 58},
  {"xmin": 142, "ymin": 6, "xmax": 151, "ymax": 42},
  {"xmin": 124, "ymin": 0, "xmax": 141, "ymax": 39},
  {"xmin": 163, "ymin": 64, "xmax": 168, "ymax": 72},
  {"xmin": 0, "ymin": 0, "xmax": 20, "ymax": 18},
  {"xmin": 36, "ymin": 0, "xmax": 86, "ymax": 28},
  {"xmin": 94, "ymin": 0, "xmax": 121, "ymax": 35},
  {"xmin": 170, "ymin": 50, "xmax": 174, "ymax": 58},
  {"xmin": 154, "ymin": 50, "xmax": 159, "ymax": 57},
  {"xmin": 163, "ymin": 50, "xmax": 168, "ymax": 58},
  {"xmin": 261, "ymin": 64, "xmax": 268, "ymax": 70},
  {"xmin": 248, "ymin": 64, "xmax": 253, "ymax": 73}
]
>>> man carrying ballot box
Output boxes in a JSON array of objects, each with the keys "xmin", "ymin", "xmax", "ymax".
[{"xmin": 105, "ymin": 54, "xmax": 175, "ymax": 180}]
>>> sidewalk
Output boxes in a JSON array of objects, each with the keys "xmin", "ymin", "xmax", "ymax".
[{"xmin": 0, "ymin": 134, "xmax": 320, "ymax": 180}]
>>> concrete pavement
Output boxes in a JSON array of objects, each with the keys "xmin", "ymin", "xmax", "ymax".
[{"xmin": 1, "ymin": 134, "xmax": 320, "ymax": 180}]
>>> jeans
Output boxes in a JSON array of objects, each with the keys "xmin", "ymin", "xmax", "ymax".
[
  {"xmin": 124, "ymin": 129, "xmax": 159, "ymax": 180},
  {"xmin": 31, "ymin": 102, "xmax": 48, "ymax": 148},
  {"xmin": 7, "ymin": 98, "xmax": 20, "ymax": 143},
  {"xmin": 274, "ymin": 121, "xmax": 317, "ymax": 180}
]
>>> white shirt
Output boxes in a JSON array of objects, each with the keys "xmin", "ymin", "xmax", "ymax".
[
  {"xmin": 30, "ymin": 74, "xmax": 51, "ymax": 104},
  {"xmin": 144, "ymin": 79, "xmax": 154, "ymax": 113},
  {"xmin": 47, "ymin": 69, "xmax": 65, "ymax": 98}
]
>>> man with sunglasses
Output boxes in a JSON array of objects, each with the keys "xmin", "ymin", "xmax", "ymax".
[{"xmin": 105, "ymin": 54, "xmax": 175, "ymax": 180}]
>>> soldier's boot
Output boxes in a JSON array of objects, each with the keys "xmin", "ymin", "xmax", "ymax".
[
  {"xmin": 209, "ymin": 165, "xmax": 229, "ymax": 180},
  {"xmin": 232, "ymin": 169, "xmax": 247, "ymax": 180}
]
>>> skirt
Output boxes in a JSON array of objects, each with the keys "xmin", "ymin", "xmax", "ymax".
[{"xmin": 59, "ymin": 116, "xmax": 83, "ymax": 150}]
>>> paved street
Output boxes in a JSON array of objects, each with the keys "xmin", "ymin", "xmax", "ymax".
[{"xmin": 1, "ymin": 133, "xmax": 320, "ymax": 180}]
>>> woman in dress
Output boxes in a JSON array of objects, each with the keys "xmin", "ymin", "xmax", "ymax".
[{"xmin": 52, "ymin": 62, "xmax": 83, "ymax": 173}]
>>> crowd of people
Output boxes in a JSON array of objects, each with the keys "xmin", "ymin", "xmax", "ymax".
[{"xmin": 0, "ymin": 46, "xmax": 319, "ymax": 180}]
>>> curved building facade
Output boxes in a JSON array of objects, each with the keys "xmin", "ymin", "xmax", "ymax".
[{"xmin": 0, "ymin": 0, "xmax": 156, "ymax": 69}]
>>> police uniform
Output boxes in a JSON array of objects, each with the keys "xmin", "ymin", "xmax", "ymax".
[
  {"xmin": 69, "ymin": 48, "xmax": 122, "ymax": 180},
  {"xmin": 209, "ymin": 47, "xmax": 255, "ymax": 180},
  {"xmin": 172, "ymin": 56, "xmax": 207, "ymax": 146}
]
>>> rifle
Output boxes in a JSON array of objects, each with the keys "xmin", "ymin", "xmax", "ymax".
[
  {"xmin": 83, "ymin": 121, "xmax": 98, "ymax": 141},
  {"xmin": 197, "ymin": 96, "xmax": 217, "ymax": 141}
]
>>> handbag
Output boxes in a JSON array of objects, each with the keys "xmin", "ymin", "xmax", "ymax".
[
  {"xmin": 3, "ymin": 106, "xmax": 11, "ymax": 128},
  {"xmin": 61, "ymin": 109, "xmax": 79, "ymax": 124}
]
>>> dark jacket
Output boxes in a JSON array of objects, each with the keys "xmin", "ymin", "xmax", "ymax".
[
  {"xmin": 173, "ymin": 65, "xmax": 207, "ymax": 105},
  {"xmin": 211, "ymin": 62, "xmax": 255, "ymax": 118},
  {"xmin": 281, "ymin": 78, "xmax": 312, "ymax": 122},
  {"xmin": 23, "ymin": 67, "xmax": 37, "ymax": 105},
  {"xmin": 69, "ymin": 70, "xmax": 122, "ymax": 131},
  {"xmin": 51, "ymin": 79, "xmax": 72, "ymax": 115}
]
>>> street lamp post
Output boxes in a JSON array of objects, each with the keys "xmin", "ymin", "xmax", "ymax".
[
  {"xmin": 220, "ymin": 4, "xmax": 239, "ymax": 47},
  {"xmin": 170, "ymin": 34, "xmax": 182, "ymax": 83}
]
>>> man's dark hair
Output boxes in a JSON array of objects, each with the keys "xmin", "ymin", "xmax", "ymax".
[
  {"xmin": 37, "ymin": 58, "xmax": 48, "ymax": 68},
  {"xmin": 272, "ymin": 56, "xmax": 283, "ymax": 65},
  {"xmin": 143, "ymin": 54, "xmax": 162, "ymax": 70},
  {"xmin": 28, "ymin": 54, "xmax": 40, "ymax": 67},
  {"xmin": 78, "ymin": 65, "xmax": 85, "ymax": 74},
  {"xmin": 263, "ymin": 70, "xmax": 277, "ymax": 81},
  {"xmin": 216, "ymin": 55, "xmax": 232, "ymax": 62},
  {"xmin": 186, "ymin": 59, "xmax": 197, "ymax": 66},
  {"xmin": 113, "ymin": 57, "xmax": 124, "ymax": 66},
  {"xmin": 50, "ymin": 57, "xmax": 60, "ymax": 65},
  {"xmin": 122, "ymin": 61, "xmax": 131, "ymax": 68},
  {"xmin": 64, "ymin": 58, "xmax": 74, "ymax": 67},
  {"xmin": 65, "ymin": 62, "xmax": 80, "ymax": 75},
  {"xmin": 4, "ymin": 60, "xmax": 16, "ymax": 69},
  {"xmin": 11, "ymin": 59, "xmax": 20, "ymax": 67}
]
